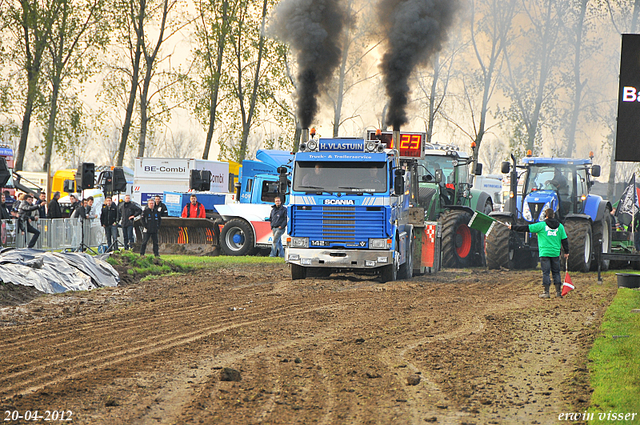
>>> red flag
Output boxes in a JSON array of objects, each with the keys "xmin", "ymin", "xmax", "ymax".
[{"xmin": 562, "ymin": 272, "xmax": 575, "ymax": 297}]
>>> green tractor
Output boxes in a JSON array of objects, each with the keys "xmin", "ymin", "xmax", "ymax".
[{"xmin": 413, "ymin": 144, "xmax": 495, "ymax": 268}]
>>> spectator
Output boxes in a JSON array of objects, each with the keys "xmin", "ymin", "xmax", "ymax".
[
  {"xmin": 2, "ymin": 190, "xmax": 14, "ymax": 210},
  {"xmin": 1, "ymin": 193, "xmax": 11, "ymax": 220},
  {"xmin": 510, "ymin": 208, "xmax": 569, "ymax": 298},
  {"xmin": 101, "ymin": 196, "xmax": 119, "ymax": 251},
  {"xmin": 154, "ymin": 195, "xmax": 169, "ymax": 217},
  {"xmin": 18, "ymin": 194, "xmax": 40, "ymax": 248},
  {"xmin": 181, "ymin": 194, "xmax": 206, "ymax": 218},
  {"xmin": 48, "ymin": 192, "xmax": 63, "ymax": 219},
  {"xmin": 118, "ymin": 194, "xmax": 142, "ymax": 250},
  {"xmin": 69, "ymin": 194, "xmax": 81, "ymax": 216},
  {"xmin": 269, "ymin": 196, "xmax": 287, "ymax": 258},
  {"xmin": 71, "ymin": 198, "xmax": 88, "ymax": 219},
  {"xmin": 35, "ymin": 192, "xmax": 47, "ymax": 218},
  {"xmin": 12, "ymin": 193, "xmax": 24, "ymax": 217},
  {"xmin": 140, "ymin": 198, "xmax": 161, "ymax": 257}
]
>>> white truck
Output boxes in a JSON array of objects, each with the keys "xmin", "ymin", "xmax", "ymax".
[{"xmin": 132, "ymin": 157, "xmax": 230, "ymax": 205}]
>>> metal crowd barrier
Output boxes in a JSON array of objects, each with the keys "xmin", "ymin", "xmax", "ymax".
[{"xmin": 0, "ymin": 218, "xmax": 120, "ymax": 251}]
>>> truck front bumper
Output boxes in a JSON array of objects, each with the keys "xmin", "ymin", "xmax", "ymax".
[{"xmin": 286, "ymin": 248, "xmax": 394, "ymax": 269}]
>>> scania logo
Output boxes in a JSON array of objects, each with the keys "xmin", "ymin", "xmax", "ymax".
[{"xmin": 324, "ymin": 199, "xmax": 355, "ymax": 205}]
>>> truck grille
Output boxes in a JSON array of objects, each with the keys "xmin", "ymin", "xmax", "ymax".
[
  {"xmin": 292, "ymin": 206, "xmax": 386, "ymax": 241},
  {"xmin": 528, "ymin": 202, "xmax": 545, "ymax": 221}
]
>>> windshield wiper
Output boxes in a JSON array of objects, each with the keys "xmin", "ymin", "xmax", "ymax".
[{"xmin": 298, "ymin": 185, "xmax": 324, "ymax": 190}]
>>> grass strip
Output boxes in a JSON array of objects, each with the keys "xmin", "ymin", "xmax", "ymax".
[{"xmin": 588, "ymin": 288, "xmax": 640, "ymax": 421}]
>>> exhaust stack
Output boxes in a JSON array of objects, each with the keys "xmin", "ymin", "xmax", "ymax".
[
  {"xmin": 392, "ymin": 128, "xmax": 400, "ymax": 150},
  {"xmin": 302, "ymin": 128, "xmax": 310, "ymax": 144}
]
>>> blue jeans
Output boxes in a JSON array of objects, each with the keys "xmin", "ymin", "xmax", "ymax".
[
  {"xmin": 270, "ymin": 227, "xmax": 285, "ymax": 257},
  {"xmin": 123, "ymin": 225, "xmax": 135, "ymax": 249},
  {"xmin": 104, "ymin": 225, "xmax": 118, "ymax": 251},
  {"xmin": 540, "ymin": 256, "xmax": 561, "ymax": 287}
]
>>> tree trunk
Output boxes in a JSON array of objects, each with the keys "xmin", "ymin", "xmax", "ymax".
[
  {"xmin": 333, "ymin": 25, "xmax": 351, "ymax": 138},
  {"xmin": 564, "ymin": 0, "xmax": 588, "ymax": 158},
  {"xmin": 238, "ymin": 0, "xmax": 268, "ymax": 161},
  {"xmin": 426, "ymin": 54, "xmax": 439, "ymax": 144},
  {"xmin": 203, "ymin": 0, "xmax": 229, "ymax": 160},
  {"xmin": 116, "ymin": 0, "xmax": 145, "ymax": 166}
]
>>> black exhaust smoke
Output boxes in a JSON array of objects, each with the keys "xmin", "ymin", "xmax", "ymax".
[
  {"xmin": 271, "ymin": 0, "xmax": 348, "ymax": 129},
  {"xmin": 378, "ymin": 0, "xmax": 459, "ymax": 129}
]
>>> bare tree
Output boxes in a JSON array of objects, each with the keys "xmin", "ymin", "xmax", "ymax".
[{"xmin": 501, "ymin": 0, "xmax": 567, "ymax": 156}]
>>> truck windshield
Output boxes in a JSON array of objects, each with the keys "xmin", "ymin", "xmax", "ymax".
[{"xmin": 293, "ymin": 162, "xmax": 387, "ymax": 193}]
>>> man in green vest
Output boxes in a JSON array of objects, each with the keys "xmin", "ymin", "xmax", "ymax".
[{"xmin": 509, "ymin": 208, "xmax": 569, "ymax": 298}]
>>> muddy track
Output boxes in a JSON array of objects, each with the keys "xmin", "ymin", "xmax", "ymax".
[{"xmin": 0, "ymin": 265, "xmax": 617, "ymax": 424}]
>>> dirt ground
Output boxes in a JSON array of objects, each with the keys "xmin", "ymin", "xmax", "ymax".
[{"xmin": 0, "ymin": 263, "xmax": 618, "ymax": 424}]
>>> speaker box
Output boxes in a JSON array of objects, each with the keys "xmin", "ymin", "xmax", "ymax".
[
  {"xmin": 0, "ymin": 157, "xmax": 10, "ymax": 188},
  {"xmin": 112, "ymin": 167, "xmax": 127, "ymax": 192},
  {"xmin": 189, "ymin": 170, "xmax": 211, "ymax": 192},
  {"xmin": 76, "ymin": 162, "xmax": 95, "ymax": 190}
]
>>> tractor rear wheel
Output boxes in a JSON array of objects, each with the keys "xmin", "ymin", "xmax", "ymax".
[
  {"xmin": 565, "ymin": 219, "xmax": 592, "ymax": 272},
  {"xmin": 590, "ymin": 212, "xmax": 612, "ymax": 271},
  {"xmin": 440, "ymin": 210, "xmax": 475, "ymax": 268},
  {"xmin": 486, "ymin": 217, "xmax": 512, "ymax": 269}
]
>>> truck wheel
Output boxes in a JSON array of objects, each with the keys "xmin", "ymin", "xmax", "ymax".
[
  {"xmin": 565, "ymin": 219, "xmax": 592, "ymax": 272},
  {"xmin": 399, "ymin": 238, "xmax": 413, "ymax": 280},
  {"xmin": 380, "ymin": 249, "xmax": 398, "ymax": 283},
  {"xmin": 440, "ymin": 210, "xmax": 476, "ymax": 268},
  {"xmin": 220, "ymin": 219, "xmax": 256, "ymax": 256},
  {"xmin": 590, "ymin": 212, "xmax": 612, "ymax": 271},
  {"xmin": 291, "ymin": 264, "xmax": 306, "ymax": 280},
  {"xmin": 486, "ymin": 218, "xmax": 512, "ymax": 269}
]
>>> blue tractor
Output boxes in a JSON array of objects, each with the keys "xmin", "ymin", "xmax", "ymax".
[{"xmin": 485, "ymin": 155, "xmax": 612, "ymax": 272}]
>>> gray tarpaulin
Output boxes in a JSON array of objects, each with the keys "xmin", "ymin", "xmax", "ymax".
[{"xmin": 0, "ymin": 248, "xmax": 119, "ymax": 294}]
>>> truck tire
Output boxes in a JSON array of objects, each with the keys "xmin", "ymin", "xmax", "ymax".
[
  {"xmin": 590, "ymin": 212, "xmax": 612, "ymax": 271},
  {"xmin": 220, "ymin": 219, "xmax": 256, "ymax": 256},
  {"xmin": 486, "ymin": 218, "xmax": 512, "ymax": 269},
  {"xmin": 291, "ymin": 264, "xmax": 306, "ymax": 280},
  {"xmin": 399, "ymin": 237, "xmax": 413, "ymax": 280},
  {"xmin": 565, "ymin": 219, "xmax": 592, "ymax": 273},
  {"xmin": 440, "ymin": 210, "xmax": 475, "ymax": 268},
  {"xmin": 380, "ymin": 248, "xmax": 398, "ymax": 283}
]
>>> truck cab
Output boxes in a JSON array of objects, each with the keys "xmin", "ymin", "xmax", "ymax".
[{"xmin": 286, "ymin": 137, "xmax": 413, "ymax": 281}]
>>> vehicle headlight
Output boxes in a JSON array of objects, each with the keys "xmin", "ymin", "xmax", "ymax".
[
  {"xmin": 369, "ymin": 238, "xmax": 391, "ymax": 249},
  {"xmin": 523, "ymin": 202, "xmax": 532, "ymax": 221},
  {"xmin": 365, "ymin": 141, "xmax": 376, "ymax": 152},
  {"xmin": 538, "ymin": 201, "xmax": 553, "ymax": 221},
  {"xmin": 289, "ymin": 237, "xmax": 309, "ymax": 248},
  {"xmin": 307, "ymin": 140, "xmax": 318, "ymax": 151}
]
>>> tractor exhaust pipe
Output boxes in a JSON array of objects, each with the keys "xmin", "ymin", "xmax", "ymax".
[
  {"xmin": 392, "ymin": 127, "xmax": 400, "ymax": 150},
  {"xmin": 302, "ymin": 128, "xmax": 310, "ymax": 144}
]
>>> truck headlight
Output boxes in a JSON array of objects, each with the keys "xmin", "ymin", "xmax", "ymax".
[
  {"xmin": 523, "ymin": 202, "xmax": 532, "ymax": 221},
  {"xmin": 369, "ymin": 238, "xmax": 391, "ymax": 249},
  {"xmin": 290, "ymin": 237, "xmax": 309, "ymax": 248},
  {"xmin": 307, "ymin": 140, "xmax": 318, "ymax": 151}
]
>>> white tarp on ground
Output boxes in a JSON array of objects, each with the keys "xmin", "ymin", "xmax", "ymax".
[{"xmin": 0, "ymin": 248, "xmax": 119, "ymax": 294}]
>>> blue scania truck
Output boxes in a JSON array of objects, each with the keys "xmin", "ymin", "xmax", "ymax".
[{"xmin": 283, "ymin": 130, "xmax": 440, "ymax": 282}]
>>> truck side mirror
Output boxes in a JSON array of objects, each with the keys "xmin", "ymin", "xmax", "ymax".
[
  {"xmin": 591, "ymin": 165, "xmax": 601, "ymax": 177},
  {"xmin": 394, "ymin": 169, "xmax": 405, "ymax": 195},
  {"xmin": 474, "ymin": 163, "xmax": 483, "ymax": 176},
  {"xmin": 434, "ymin": 169, "xmax": 443, "ymax": 184},
  {"xmin": 63, "ymin": 179, "xmax": 75, "ymax": 193},
  {"xmin": 501, "ymin": 161, "xmax": 511, "ymax": 174}
]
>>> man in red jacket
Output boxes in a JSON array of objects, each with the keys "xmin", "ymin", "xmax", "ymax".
[{"xmin": 181, "ymin": 194, "xmax": 206, "ymax": 218}]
